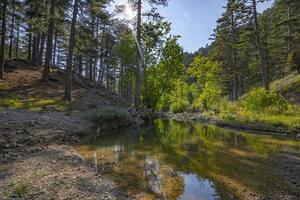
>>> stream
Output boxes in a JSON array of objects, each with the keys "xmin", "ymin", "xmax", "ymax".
[{"xmin": 75, "ymin": 119, "xmax": 300, "ymax": 200}]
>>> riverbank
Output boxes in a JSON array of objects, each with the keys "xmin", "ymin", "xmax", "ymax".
[
  {"xmin": 167, "ymin": 112, "xmax": 300, "ymax": 138},
  {"xmin": 0, "ymin": 105, "xmax": 146, "ymax": 199},
  {"xmin": 0, "ymin": 60, "xmax": 152, "ymax": 199}
]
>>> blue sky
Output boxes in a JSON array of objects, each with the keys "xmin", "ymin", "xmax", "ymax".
[{"xmin": 159, "ymin": 0, "xmax": 274, "ymax": 52}]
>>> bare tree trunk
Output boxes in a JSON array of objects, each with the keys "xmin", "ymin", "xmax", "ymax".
[
  {"xmin": 52, "ymin": 29, "xmax": 57, "ymax": 66},
  {"xmin": 287, "ymin": 2, "xmax": 291, "ymax": 54},
  {"xmin": 15, "ymin": 18, "xmax": 20, "ymax": 59},
  {"xmin": 0, "ymin": 0, "xmax": 8, "ymax": 79},
  {"xmin": 43, "ymin": 0, "xmax": 55, "ymax": 80},
  {"xmin": 27, "ymin": 26, "xmax": 32, "ymax": 61},
  {"xmin": 98, "ymin": 49, "xmax": 104, "ymax": 84},
  {"xmin": 135, "ymin": 0, "xmax": 142, "ymax": 108},
  {"xmin": 57, "ymin": 46, "xmax": 60, "ymax": 66},
  {"xmin": 64, "ymin": 0, "xmax": 79, "ymax": 101},
  {"xmin": 9, "ymin": 0, "xmax": 15, "ymax": 59},
  {"xmin": 31, "ymin": 33, "xmax": 40, "ymax": 65},
  {"xmin": 78, "ymin": 55, "xmax": 83, "ymax": 76},
  {"xmin": 252, "ymin": 0, "xmax": 269, "ymax": 91},
  {"xmin": 38, "ymin": 33, "xmax": 46, "ymax": 65},
  {"xmin": 231, "ymin": 10, "xmax": 237, "ymax": 101}
]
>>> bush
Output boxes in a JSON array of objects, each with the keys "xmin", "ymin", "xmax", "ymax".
[
  {"xmin": 169, "ymin": 100, "xmax": 189, "ymax": 113},
  {"xmin": 219, "ymin": 97, "xmax": 240, "ymax": 120},
  {"xmin": 192, "ymin": 84, "xmax": 222, "ymax": 112},
  {"xmin": 241, "ymin": 88, "xmax": 288, "ymax": 114},
  {"xmin": 89, "ymin": 107, "xmax": 131, "ymax": 123}
]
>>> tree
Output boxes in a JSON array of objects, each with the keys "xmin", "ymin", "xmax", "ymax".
[
  {"xmin": 188, "ymin": 55, "xmax": 223, "ymax": 111},
  {"xmin": 251, "ymin": 0, "xmax": 269, "ymax": 91},
  {"xmin": 0, "ymin": 0, "xmax": 8, "ymax": 79},
  {"xmin": 43, "ymin": 0, "xmax": 55, "ymax": 80},
  {"xmin": 210, "ymin": 0, "xmax": 248, "ymax": 100},
  {"xmin": 144, "ymin": 37, "xmax": 185, "ymax": 109},
  {"xmin": 128, "ymin": 0, "xmax": 169, "ymax": 108},
  {"xmin": 64, "ymin": 0, "xmax": 79, "ymax": 101}
]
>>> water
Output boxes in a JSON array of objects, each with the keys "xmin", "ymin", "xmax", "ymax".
[{"xmin": 75, "ymin": 119, "xmax": 300, "ymax": 199}]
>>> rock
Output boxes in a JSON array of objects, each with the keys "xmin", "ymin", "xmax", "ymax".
[
  {"xmin": 3, "ymin": 153, "xmax": 12, "ymax": 160},
  {"xmin": 296, "ymin": 134, "xmax": 300, "ymax": 139}
]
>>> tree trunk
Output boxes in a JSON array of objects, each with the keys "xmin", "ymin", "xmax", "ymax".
[
  {"xmin": 98, "ymin": 49, "xmax": 104, "ymax": 84},
  {"xmin": 0, "ymin": 0, "xmax": 8, "ymax": 79},
  {"xmin": 231, "ymin": 9, "xmax": 237, "ymax": 101},
  {"xmin": 31, "ymin": 33, "xmax": 40, "ymax": 65},
  {"xmin": 8, "ymin": 0, "xmax": 15, "ymax": 59},
  {"xmin": 43, "ymin": 0, "xmax": 55, "ymax": 80},
  {"xmin": 64, "ymin": 0, "xmax": 79, "ymax": 101},
  {"xmin": 78, "ymin": 55, "xmax": 83, "ymax": 76},
  {"xmin": 52, "ymin": 29, "xmax": 57, "ymax": 66},
  {"xmin": 287, "ymin": 2, "xmax": 291, "ymax": 54},
  {"xmin": 252, "ymin": 0, "xmax": 269, "ymax": 91},
  {"xmin": 38, "ymin": 33, "xmax": 46, "ymax": 65},
  {"xmin": 27, "ymin": 26, "xmax": 32, "ymax": 61},
  {"xmin": 15, "ymin": 18, "xmax": 20, "ymax": 59},
  {"xmin": 135, "ymin": 0, "xmax": 142, "ymax": 108}
]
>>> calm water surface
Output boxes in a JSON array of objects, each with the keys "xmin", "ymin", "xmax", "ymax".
[{"xmin": 75, "ymin": 120, "xmax": 300, "ymax": 200}]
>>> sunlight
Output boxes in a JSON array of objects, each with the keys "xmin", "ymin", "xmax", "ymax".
[{"xmin": 124, "ymin": 3, "xmax": 136, "ymax": 20}]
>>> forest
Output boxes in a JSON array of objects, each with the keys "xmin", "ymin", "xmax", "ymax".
[{"xmin": 0, "ymin": 0, "xmax": 300, "ymax": 200}]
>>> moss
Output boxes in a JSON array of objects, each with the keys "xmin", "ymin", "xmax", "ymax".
[
  {"xmin": 0, "ymin": 83, "xmax": 9, "ymax": 90},
  {"xmin": 0, "ymin": 95, "xmax": 71, "ymax": 111}
]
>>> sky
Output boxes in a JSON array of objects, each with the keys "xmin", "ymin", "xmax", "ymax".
[{"xmin": 158, "ymin": 0, "xmax": 274, "ymax": 52}]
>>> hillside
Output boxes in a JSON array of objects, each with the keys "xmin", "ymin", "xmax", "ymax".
[
  {"xmin": 0, "ymin": 61, "xmax": 146, "ymax": 199},
  {"xmin": 0, "ymin": 59, "xmax": 128, "ymax": 111},
  {"xmin": 272, "ymin": 72, "xmax": 300, "ymax": 104}
]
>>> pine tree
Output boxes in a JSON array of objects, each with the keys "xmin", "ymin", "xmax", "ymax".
[
  {"xmin": 0, "ymin": 0, "xmax": 8, "ymax": 79},
  {"xmin": 65, "ymin": 0, "xmax": 79, "ymax": 101}
]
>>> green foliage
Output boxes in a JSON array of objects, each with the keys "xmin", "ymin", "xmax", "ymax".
[
  {"xmin": 170, "ymin": 99, "xmax": 189, "ymax": 113},
  {"xmin": 188, "ymin": 55, "xmax": 223, "ymax": 111},
  {"xmin": 143, "ymin": 37, "xmax": 185, "ymax": 109},
  {"xmin": 285, "ymin": 51, "xmax": 298, "ymax": 73},
  {"xmin": 241, "ymin": 88, "xmax": 288, "ymax": 113},
  {"xmin": 219, "ymin": 97, "xmax": 240, "ymax": 120}
]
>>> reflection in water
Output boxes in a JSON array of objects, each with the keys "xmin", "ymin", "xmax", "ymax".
[
  {"xmin": 179, "ymin": 174, "xmax": 219, "ymax": 200},
  {"xmin": 75, "ymin": 120, "xmax": 300, "ymax": 200}
]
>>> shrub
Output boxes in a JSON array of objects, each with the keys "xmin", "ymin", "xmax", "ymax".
[
  {"xmin": 169, "ymin": 100, "xmax": 189, "ymax": 113},
  {"xmin": 192, "ymin": 84, "xmax": 222, "ymax": 112},
  {"xmin": 241, "ymin": 88, "xmax": 288, "ymax": 114},
  {"xmin": 219, "ymin": 97, "xmax": 240, "ymax": 120},
  {"xmin": 89, "ymin": 107, "xmax": 131, "ymax": 123}
]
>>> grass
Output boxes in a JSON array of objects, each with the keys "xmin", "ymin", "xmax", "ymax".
[
  {"xmin": 0, "ymin": 83, "xmax": 9, "ymax": 91},
  {"xmin": 0, "ymin": 94, "xmax": 71, "ymax": 111},
  {"xmin": 6, "ymin": 182, "xmax": 29, "ymax": 198},
  {"xmin": 217, "ymin": 102, "xmax": 300, "ymax": 130}
]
